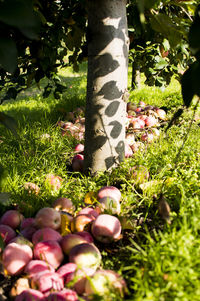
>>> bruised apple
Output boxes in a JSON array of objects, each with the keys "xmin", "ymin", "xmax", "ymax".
[
  {"xmin": 69, "ymin": 243, "xmax": 101, "ymax": 270},
  {"xmin": 0, "ymin": 209, "xmax": 24, "ymax": 229},
  {"xmin": 2, "ymin": 242, "xmax": 33, "ymax": 276},
  {"xmin": 35, "ymin": 207, "xmax": 61, "ymax": 230},
  {"xmin": 33, "ymin": 240, "xmax": 64, "ymax": 269},
  {"xmin": 91, "ymin": 214, "xmax": 122, "ymax": 243}
]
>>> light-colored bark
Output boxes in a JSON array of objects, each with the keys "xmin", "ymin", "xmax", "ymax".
[{"xmin": 84, "ymin": 0, "xmax": 129, "ymax": 174}]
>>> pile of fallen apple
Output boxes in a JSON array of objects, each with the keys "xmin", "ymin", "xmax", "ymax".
[
  {"xmin": 0, "ymin": 185, "xmax": 128, "ymax": 300},
  {"xmin": 57, "ymin": 102, "xmax": 167, "ymax": 172}
]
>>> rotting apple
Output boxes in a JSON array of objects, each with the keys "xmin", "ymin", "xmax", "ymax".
[
  {"xmin": 0, "ymin": 209, "xmax": 24, "ymax": 229},
  {"xmin": 33, "ymin": 240, "xmax": 64, "ymax": 269},
  {"xmin": 2, "ymin": 242, "xmax": 33, "ymax": 276},
  {"xmin": 91, "ymin": 214, "xmax": 122, "ymax": 243},
  {"xmin": 60, "ymin": 233, "xmax": 88, "ymax": 255},
  {"xmin": 69, "ymin": 243, "xmax": 102, "ymax": 270},
  {"xmin": 35, "ymin": 207, "xmax": 61, "ymax": 230},
  {"xmin": 70, "ymin": 214, "xmax": 95, "ymax": 233},
  {"xmin": 32, "ymin": 227, "xmax": 62, "ymax": 245}
]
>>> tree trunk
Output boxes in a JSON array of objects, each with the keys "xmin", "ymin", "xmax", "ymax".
[
  {"xmin": 84, "ymin": 0, "xmax": 129, "ymax": 175},
  {"xmin": 131, "ymin": 61, "xmax": 141, "ymax": 90}
]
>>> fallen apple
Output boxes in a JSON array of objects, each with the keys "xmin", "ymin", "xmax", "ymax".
[
  {"xmin": 67, "ymin": 267, "xmax": 95, "ymax": 295},
  {"xmin": 85, "ymin": 269, "xmax": 127, "ymax": 298},
  {"xmin": 60, "ymin": 233, "xmax": 88, "ymax": 255},
  {"xmin": 33, "ymin": 240, "xmax": 64, "ymax": 269},
  {"xmin": 69, "ymin": 243, "xmax": 101, "ymax": 270},
  {"xmin": 0, "ymin": 224, "xmax": 16, "ymax": 245},
  {"xmin": 98, "ymin": 196, "xmax": 121, "ymax": 215},
  {"xmin": 70, "ymin": 214, "xmax": 95, "ymax": 233},
  {"xmin": 32, "ymin": 227, "xmax": 62, "ymax": 245},
  {"xmin": 52, "ymin": 197, "xmax": 75, "ymax": 214},
  {"xmin": 97, "ymin": 186, "xmax": 121, "ymax": 203},
  {"xmin": 20, "ymin": 218, "xmax": 36, "ymax": 230},
  {"xmin": 15, "ymin": 289, "xmax": 44, "ymax": 301},
  {"xmin": 74, "ymin": 231, "xmax": 94, "ymax": 243},
  {"xmin": 35, "ymin": 207, "xmax": 61, "ymax": 230},
  {"xmin": 31, "ymin": 271, "xmax": 64, "ymax": 294},
  {"xmin": 46, "ymin": 289, "xmax": 78, "ymax": 301},
  {"xmin": 2, "ymin": 242, "xmax": 33, "ymax": 276},
  {"xmin": 91, "ymin": 214, "xmax": 122, "ymax": 243},
  {"xmin": 24, "ymin": 182, "xmax": 40, "ymax": 195},
  {"xmin": 71, "ymin": 154, "xmax": 84, "ymax": 172},
  {"xmin": 25, "ymin": 259, "xmax": 55, "ymax": 278},
  {"xmin": 57, "ymin": 263, "xmax": 77, "ymax": 283},
  {"xmin": 77, "ymin": 206, "xmax": 99, "ymax": 219},
  {"xmin": 10, "ymin": 277, "xmax": 30, "ymax": 299},
  {"xmin": 45, "ymin": 173, "xmax": 63, "ymax": 192},
  {"xmin": 0, "ymin": 209, "xmax": 24, "ymax": 229}
]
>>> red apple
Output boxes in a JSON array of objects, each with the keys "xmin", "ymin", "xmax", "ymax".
[
  {"xmin": 20, "ymin": 218, "xmax": 36, "ymax": 230},
  {"xmin": 91, "ymin": 214, "xmax": 122, "ymax": 243},
  {"xmin": 57, "ymin": 263, "xmax": 77, "ymax": 282},
  {"xmin": 155, "ymin": 108, "xmax": 166, "ymax": 120},
  {"xmin": 0, "ymin": 209, "xmax": 24, "ymax": 229},
  {"xmin": 31, "ymin": 271, "xmax": 64, "ymax": 293},
  {"xmin": 35, "ymin": 207, "xmax": 61, "ymax": 230},
  {"xmin": 0, "ymin": 224, "xmax": 16, "ymax": 245},
  {"xmin": 60, "ymin": 233, "xmax": 88, "ymax": 255},
  {"xmin": 20, "ymin": 226, "xmax": 37, "ymax": 241},
  {"xmin": 97, "ymin": 186, "xmax": 121, "ymax": 202},
  {"xmin": 70, "ymin": 214, "xmax": 95, "ymax": 233},
  {"xmin": 15, "ymin": 289, "xmax": 44, "ymax": 301},
  {"xmin": 74, "ymin": 231, "xmax": 94, "ymax": 243},
  {"xmin": 32, "ymin": 227, "xmax": 62, "ymax": 245},
  {"xmin": 77, "ymin": 207, "xmax": 99, "ymax": 219},
  {"xmin": 74, "ymin": 143, "xmax": 84, "ymax": 153},
  {"xmin": 25, "ymin": 259, "xmax": 55, "ymax": 278},
  {"xmin": 2, "ymin": 242, "xmax": 33, "ymax": 276},
  {"xmin": 72, "ymin": 154, "xmax": 84, "ymax": 172},
  {"xmin": 46, "ymin": 289, "xmax": 78, "ymax": 301},
  {"xmin": 52, "ymin": 197, "xmax": 75, "ymax": 214},
  {"xmin": 69, "ymin": 243, "xmax": 101, "ymax": 270},
  {"xmin": 33, "ymin": 240, "xmax": 64, "ymax": 269}
]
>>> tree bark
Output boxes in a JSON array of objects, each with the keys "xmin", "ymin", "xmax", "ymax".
[{"xmin": 84, "ymin": 0, "xmax": 129, "ymax": 175}]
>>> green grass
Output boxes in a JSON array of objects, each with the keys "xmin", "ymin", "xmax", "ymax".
[{"xmin": 0, "ymin": 64, "xmax": 200, "ymax": 300}]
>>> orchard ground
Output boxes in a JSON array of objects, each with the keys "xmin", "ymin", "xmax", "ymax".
[{"xmin": 0, "ymin": 63, "xmax": 200, "ymax": 300}]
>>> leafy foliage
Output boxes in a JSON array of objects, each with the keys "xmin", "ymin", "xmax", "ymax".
[{"xmin": 0, "ymin": 0, "xmax": 87, "ymax": 103}]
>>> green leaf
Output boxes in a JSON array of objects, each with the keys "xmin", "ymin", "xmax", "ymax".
[
  {"xmin": 150, "ymin": 14, "xmax": 182, "ymax": 48},
  {"xmin": 0, "ymin": 37, "xmax": 17, "ymax": 73},
  {"xmin": 154, "ymin": 56, "xmax": 168, "ymax": 70},
  {"xmin": 0, "ymin": 112, "xmax": 19, "ymax": 138},
  {"xmin": 0, "ymin": 0, "xmax": 41, "ymax": 39}
]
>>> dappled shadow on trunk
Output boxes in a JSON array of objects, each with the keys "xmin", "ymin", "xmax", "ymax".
[{"xmin": 84, "ymin": 0, "xmax": 128, "ymax": 174}]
